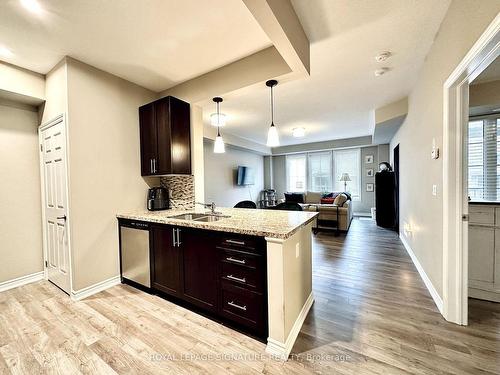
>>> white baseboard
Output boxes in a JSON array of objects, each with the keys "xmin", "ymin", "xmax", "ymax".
[
  {"xmin": 0, "ymin": 271, "xmax": 45, "ymax": 293},
  {"xmin": 71, "ymin": 275, "xmax": 121, "ymax": 301},
  {"xmin": 266, "ymin": 292, "xmax": 314, "ymax": 360},
  {"xmin": 400, "ymin": 234, "xmax": 443, "ymax": 314}
]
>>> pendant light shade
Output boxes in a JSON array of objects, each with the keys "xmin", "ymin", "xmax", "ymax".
[
  {"xmin": 267, "ymin": 124, "xmax": 279, "ymax": 147},
  {"xmin": 214, "ymin": 133, "xmax": 225, "ymax": 153},
  {"xmin": 212, "ymin": 97, "xmax": 225, "ymax": 153},
  {"xmin": 265, "ymin": 80, "xmax": 279, "ymax": 147}
]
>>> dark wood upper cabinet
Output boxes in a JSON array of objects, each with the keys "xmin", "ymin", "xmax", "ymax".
[{"xmin": 139, "ymin": 96, "xmax": 191, "ymax": 176}]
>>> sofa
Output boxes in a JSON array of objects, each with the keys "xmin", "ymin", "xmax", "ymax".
[{"xmin": 285, "ymin": 191, "xmax": 353, "ymax": 232}]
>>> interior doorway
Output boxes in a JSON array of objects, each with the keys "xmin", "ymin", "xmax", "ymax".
[
  {"xmin": 443, "ymin": 16, "xmax": 500, "ymax": 325},
  {"xmin": 39, "ymin": 115, "xmax": 72, "ymax": 294},
  {"xmin": 393, "ymin": 144, "xmax": 400, "ymax": 233},
  {"xmin": 466, "ymin": 56, "xmax": 500, "ymax": 306}
]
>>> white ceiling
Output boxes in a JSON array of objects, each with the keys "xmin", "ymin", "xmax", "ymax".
[
  {"xmin": 201, "ymin": 0, "xmax": 451, "ymax": 147},
  {"xmin": 0, "ymin": 0, "xmax": 271, "ymax": 91}
]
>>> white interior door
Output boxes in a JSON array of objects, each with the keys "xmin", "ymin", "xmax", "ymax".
[{"xmin": 40, "ymin": 116, "xmax": 71, "ymax": 294}]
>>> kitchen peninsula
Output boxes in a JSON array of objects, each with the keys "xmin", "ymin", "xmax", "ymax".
[{"xmin": 117, "ymin": 207, "xmax": 318, "ymax": 359}]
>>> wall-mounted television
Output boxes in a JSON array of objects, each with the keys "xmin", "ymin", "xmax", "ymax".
[{"xmin": 237, "ymin": 166, "xmax": 255, "ymax": 186}]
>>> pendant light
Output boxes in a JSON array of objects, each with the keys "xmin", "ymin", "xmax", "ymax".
[
  {"xmin": 212, "ymin": 97, "xmax": 225, "ymax": 153},
  {"xmin": 266, "ymin": 79, "xmax": 279, "ymax": 147}
]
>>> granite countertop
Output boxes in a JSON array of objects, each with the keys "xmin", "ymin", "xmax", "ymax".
[{"xmin": 117, "ymin": 207, "xmax": 318, "ymax": 240}]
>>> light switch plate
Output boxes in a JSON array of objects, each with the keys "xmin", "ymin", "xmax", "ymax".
[
  {"xmin": 432, "ymin": 185, "xmax": 437, "ymax": 196},
  {"xmin": 295, "ymin": 243, "xmax": 300, "ymax": 258}
]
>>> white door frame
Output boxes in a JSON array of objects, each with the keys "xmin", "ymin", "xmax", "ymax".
[
  {"xmin": 443, "ymin": 14, "xmax": 500, "ymax": 325},
  {"xmin": 39, "ymin": 113, "xmax": 73, "ymax": 293}
]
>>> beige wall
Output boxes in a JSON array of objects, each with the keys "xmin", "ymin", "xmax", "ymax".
[
  {"xmin": 203, "ymin": 140, "xmax": 265, "ymax": 207},
  {"xmin": 66, "ymin": 58, "xmax": 156, "ymax": 291},
  {"xmin": 390, "ymin": 0, "xmax": 500, "ymax": 298},
  {"xmin": 470, "ymin": 79, "xmax": 500, "ymax": 107},
  {"xmin": 0, "ymin": 103, "xmax": 43, "ymax": 283},
  {"xmin": 191, "ymin": 105, "xmax": 205, "ymax": 203},
  {"xmin": 0, "ymin": 61, "xmax": 45, "ymax": 103},
  {"xmin": 41, "ymin": 59, "xmax": 68, "ymax": 125}
]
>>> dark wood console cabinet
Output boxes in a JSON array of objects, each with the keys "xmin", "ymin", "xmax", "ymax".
[
  {"xmin": 119, "ymin": 219, "xmax": 268, "ymax": 340},
  {"xmin": 139, "ymin": 96, "xmax": 191, "ymax": 176}
]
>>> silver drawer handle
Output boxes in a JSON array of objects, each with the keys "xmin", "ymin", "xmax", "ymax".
[
  {"xmin": 226, "ymin": 239, "xmax": 245, "ymax": 245},
  {"xmin": 226, "ymin": 257, "xmax": 245, "ymax": 264},
  {"xmin": 227, "ymin": 274, "xmax": 246, "ymax": 283},
  {"xmin": 228, "ymin": 301, "xmax": 247, "ymax": 311}
]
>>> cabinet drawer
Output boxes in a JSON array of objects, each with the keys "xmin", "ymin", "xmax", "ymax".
[
  {"xmin": 218, "ymin": 235, "xmax": 263, "ymax": 253},
  {"xmin": 221, "ymin": 262, "xmax": 262, "ymax": 291},
  {"xmin": 219, "ymin": 248, "xmax": 260, "ymax": 269},
  {"xmin": 469, "ymin": 206, "xmax": 495, "ymax": 225},
  {"xmin": 220, "ymin": 282, "xmax": 264, "ymax": 332}
]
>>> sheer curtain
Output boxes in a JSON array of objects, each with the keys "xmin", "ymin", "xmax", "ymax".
[
  {"xmin": 286, "ymin": 154, "xmax": 307, "ymax": 192},
  {"xmin": 333, "ymin": 149, "xmax": 360, "ymax": 200},
  {"xmin": 308, "ymin": 151, "xmax": 333, "ymax": 192}
]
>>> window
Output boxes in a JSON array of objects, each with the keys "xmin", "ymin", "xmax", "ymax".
[
  {"xmin": 333, "ymin": 149, "xmax": 361, "ymax": 200},
  {"xmin": 467, "ymin": 116, "xmax": 500, "ymax": 201},
  {"xmin": 286, "ymin": 154, "xmax": 307, "ymax": 192},
  {"xmin": 284, "ymin": 148, "xmax": 362, "ymax": 198},
  {"xmin": 308, "ymin": 151, "xmax": 332, "ymax": 192}
]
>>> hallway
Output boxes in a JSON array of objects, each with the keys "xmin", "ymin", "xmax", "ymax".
[{"xmin": 293, "ymin": 218, "xmax": 500, "ymax": 374}]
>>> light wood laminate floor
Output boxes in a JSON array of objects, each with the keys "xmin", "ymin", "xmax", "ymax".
[{"xmin": 1, "ymin": 218, "xmax": 499, "ymax": 374}]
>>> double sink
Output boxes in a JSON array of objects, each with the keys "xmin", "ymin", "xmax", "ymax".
[{"xmin": 169, "ymin": 212, "xmax": 229, "ymax": 222}]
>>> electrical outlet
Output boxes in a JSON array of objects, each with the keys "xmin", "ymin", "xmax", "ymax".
[{"xmin": 432, "ymin": 184, "xmax": 437, "ymax": 196}]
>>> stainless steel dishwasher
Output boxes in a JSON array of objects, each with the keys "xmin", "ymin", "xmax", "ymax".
[{"xmin": 119, "ymin": 220, "xmax": 151, "ymax": 288}]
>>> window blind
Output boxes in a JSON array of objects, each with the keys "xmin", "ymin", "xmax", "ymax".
[{"xmin": 468, "ymin": 116, "xmax": 500, "ymax": 201}]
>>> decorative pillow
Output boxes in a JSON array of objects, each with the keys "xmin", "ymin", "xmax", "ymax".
[
  {"xmin": 284, "ymin": 192, "xmax": 305, "ymax": 203},
  {"xmin": 322, "ymin": 192, "xmax": 334, "ymax": 198},
  {"xmin": 334, "ymin": 193, "xmax": 348, "ymax": 206},
  {"xmin": 320, "ymin": 197, "xmax": 335, "ymax": 204}
]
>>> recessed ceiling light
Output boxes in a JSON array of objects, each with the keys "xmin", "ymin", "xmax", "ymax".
[
  {"xmin": 292, "ymin": 127, "xmax": 305, "ymax": 138},
  {"xmin": 375, "ymin": 67, "xmax": 390, "ymax": 77},
  {"xmin": 0, "ymin": 46, "xmax": 13, "ymax": 58},
  {"xmin": 20, "ymin": 0, "xmax": 42, "ymax": 14},
  {"xmin": 375, "ymin": 51, "xmax": 392, "ymax": 62}
]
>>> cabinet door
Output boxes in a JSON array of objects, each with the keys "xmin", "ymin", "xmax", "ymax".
[
  {"xmin": 469, "ymin": 225, "xmax": 495, "ymax": 283},
  {"xmin": 139, "ymin": 102, "xmax": 157, "ymax": 176},
  {"xmin": 152, "ymin": 226, "xmax": 181, "ymax": 297},
  {"xmin": 170, "ymin": 97, "xmax": 191, "ymax": 174},
  {"xmin": 155, "ymin": 97, "xmax": 173, "ymax": 175},
  {"xmin": 180, "ymin": 228, "xmax": 217, "ymax": 312}
]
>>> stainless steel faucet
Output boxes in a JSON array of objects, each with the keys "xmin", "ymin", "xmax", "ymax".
[{"xmin": 196, "ymin": 201, "xmax": 217, "ymax": 214}]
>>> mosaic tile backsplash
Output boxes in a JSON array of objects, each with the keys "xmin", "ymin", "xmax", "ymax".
[{"xmin": 160, "ymin": 175, "xmax": 195, "ymax": 210}]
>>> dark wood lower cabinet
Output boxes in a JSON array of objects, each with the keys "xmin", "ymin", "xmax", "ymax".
[
  {"xmin": 179, "ymin": 228, "xmax": 217, "ymax": 312},
  {"xmin": 146, "ymin": 224, "xmax": 268, "ymax": 340},
  {"xmin": 151, "ymin": 226, "xmax": 181, "ymax": 297}
]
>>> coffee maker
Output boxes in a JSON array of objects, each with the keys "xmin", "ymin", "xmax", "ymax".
[{"xmin": 147, "ymin": 187, "xmax": 169, "ymax": 211}]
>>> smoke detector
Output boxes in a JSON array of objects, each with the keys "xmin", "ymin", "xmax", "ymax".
[
  {"xmin": 375, "ymin": 51, "xmax": 392, "ymax": 62},
  {"xmin": 374, "ymin": 67, "xmax": 390, "ymax": 76}
]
